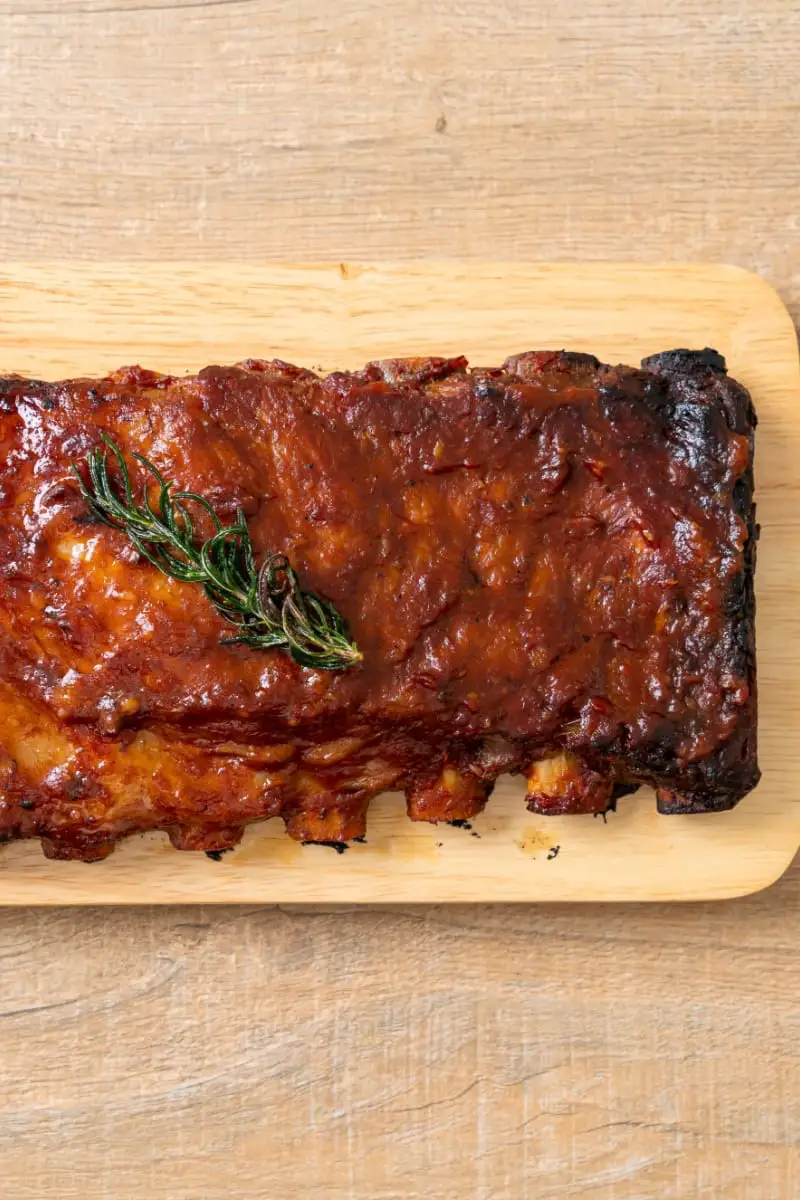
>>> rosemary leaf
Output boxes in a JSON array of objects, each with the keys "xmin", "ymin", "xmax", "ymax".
[{"xmin": 71, "ymin": 434, "xmax": 362, "ymax": 672}]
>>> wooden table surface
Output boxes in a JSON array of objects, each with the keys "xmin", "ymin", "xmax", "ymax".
[{"xmin": 1, "ymin": 3, "xmax": 798, "ymax": 1197}]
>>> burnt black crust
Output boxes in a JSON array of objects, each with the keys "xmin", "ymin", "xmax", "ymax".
[
  {"xmin": 641, "ymin": 348, "xmax": 759, "ymax": 812},
  {"xmin": 642, "ymin": 347, "xmax": 728, "ymax": 376}
]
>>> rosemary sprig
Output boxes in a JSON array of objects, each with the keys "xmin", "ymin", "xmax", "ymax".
[{"xmin": 70, "ymin": 434, "xmax": 362, "ymax": 671}]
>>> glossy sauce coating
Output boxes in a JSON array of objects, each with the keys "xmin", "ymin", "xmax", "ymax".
[{"xmin": 0, "ymin": 349, "xmax": 758, "ymax": 858}]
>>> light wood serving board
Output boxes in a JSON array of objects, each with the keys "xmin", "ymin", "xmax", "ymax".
[{"xmin": 0, "ymin": 263, "xmax": 797, "ymax": 903}]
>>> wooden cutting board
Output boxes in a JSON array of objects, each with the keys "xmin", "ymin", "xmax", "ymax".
[{"xmin": 0, "ymin": 262, "xmax": 797, "ymax": 903}]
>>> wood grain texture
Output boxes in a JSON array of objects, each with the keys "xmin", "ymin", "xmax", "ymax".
[
  {"xmin": 0, "ymin": 886, "xmax": 799, "ymax": 1200},
  {"xmin": 1, "ymin": 2, "xmax": 800, "ymax": 1196},
  {"xmin": 1, "ymin": 0, "xmax": 800, "ymax": 312},
  {"xmin": 1, "ymin": 260, "xmax": 798, "ymax": 904}
]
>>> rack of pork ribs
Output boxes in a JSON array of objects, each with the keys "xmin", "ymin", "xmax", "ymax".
[{"xmin": 0, "ymin": 347, "xmax": 758, "ymax": 860}]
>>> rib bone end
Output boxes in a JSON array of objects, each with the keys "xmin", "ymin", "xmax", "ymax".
[
  {"xmin": 407, "ymin": 767, "xmax": 489, "ymax": 823},
  {"xmin": 526, "ymin": 752, "xmax": 612, "ymax": 815}
]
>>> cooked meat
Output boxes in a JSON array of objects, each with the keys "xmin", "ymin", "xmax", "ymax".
[{"xmin": 0, "ymin": 348, "xmax": 758, "ymax": 860}]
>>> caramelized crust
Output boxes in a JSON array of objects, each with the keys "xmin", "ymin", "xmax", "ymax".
[{"xmin": 0, "ymin": 348, "xmax": 758, "ymax": 859}]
